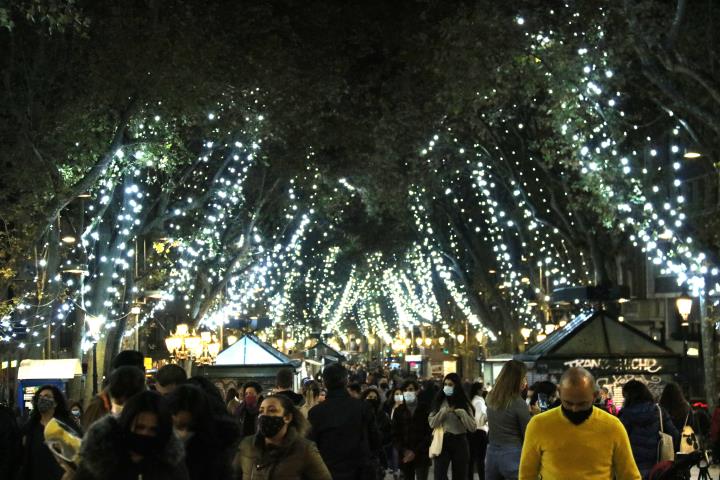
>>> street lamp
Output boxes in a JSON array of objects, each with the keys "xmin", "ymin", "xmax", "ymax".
[
  {"xmin": 676, "ymin": 292, "xmax": 693, "ymax": 327},
  {"xmin": 520, "ymin": 327, "xmax": 532, "ymax": 344}
]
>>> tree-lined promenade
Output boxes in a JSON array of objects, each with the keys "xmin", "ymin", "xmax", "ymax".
[{"xmin": 0, "ymin": 1, "xmax": 718, "ymax": 406}]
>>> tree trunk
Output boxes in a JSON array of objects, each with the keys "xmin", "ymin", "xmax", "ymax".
[{"xmin": 699, "ymin": 294, "xmax": 718, "ymax": 410}]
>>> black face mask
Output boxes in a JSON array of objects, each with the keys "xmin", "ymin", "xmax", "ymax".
[
  {"xmin": 127, "ymin": 432, "xmax": 163, "ymax": 456},
  {"xmin": 366, "ymin": 398, "xmax": 380, "ymax": 411},
  {"xmin": 258, "ymin": 415, "xmax": 286, "ymax": 438},
  {"xmin": 561, "ymin": 406, "xmax": 594, "ymax": 425}
]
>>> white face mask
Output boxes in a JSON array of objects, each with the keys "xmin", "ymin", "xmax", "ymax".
[
  {"xmin": 403, "ymin": 391, "xmax": 416, "ymax": 403},
  {"xmin": 443, "ymin": 386, "xmax": 454, "ymax": 397},
  {"xmin": 394, "ymin": 394, "xmax": 404, "ymax": 403}
]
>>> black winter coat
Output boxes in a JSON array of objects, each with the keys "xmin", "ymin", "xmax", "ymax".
[
  {"xmin": 18, "ymin": 415, "xmax": 79, "ymax": 480},
  {"xmin": 308, "ymin": 389, "xmax": 380, "ymax": 480},
  {"xmin": 72, "ymin": 415, "xmax": 189, "ymax": 480},
  {"xmin": 0, "ymin": 405, "xmax": 22, "ymax": 480},
  {"xmin": 391, "ymin": 403, "xmax": 432, "ymax": 467},
  {"xmin": 185, "ymin": 415, "xmax": 240, "ymax": 480},
  {"xmin": 619, "ymin": 402, "xmax": 679, "ymax": 477}
]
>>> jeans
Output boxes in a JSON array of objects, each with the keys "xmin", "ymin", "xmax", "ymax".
[
  {"xmin": 485, "ymin": 443, "xmax": 522, "ymax": 480},
  {"xmin": 433, "ymin": 433, "xmax": 469, "ymax": 480},
  {"xmin": 468, "ymin": 430, "xmax": 488, "ymax": 480}
]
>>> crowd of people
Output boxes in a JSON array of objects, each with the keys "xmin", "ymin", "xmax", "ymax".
[{"xmin": 1, "ymin": 350, "xmax": 720, "ymax": 479}]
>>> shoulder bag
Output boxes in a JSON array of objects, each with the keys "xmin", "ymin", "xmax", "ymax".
[
  {"xmin": 679, "ymin": 409, "xmax": 699, "ymax": 454},
  {"xmin": 428, "ymin": 426, "xmax": 444, "ymax": 458},
  {"xmin": 657, "ymin": 405, "xmax": 675, "ymax": 462}
]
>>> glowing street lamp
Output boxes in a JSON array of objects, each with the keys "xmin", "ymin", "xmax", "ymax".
[{"xmin": 676, "ymin": 292, "xmax": 693, "ymax": 327}]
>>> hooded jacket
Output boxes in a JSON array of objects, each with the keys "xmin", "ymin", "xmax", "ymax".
[
  {"xmin": 235, "ymin": 428, "xmax": 331, "ymax": 480},
  {"xmin": 618, "ymin": 402, "xmax": 679, "ymax": 476},
  {"xmin": 72, "ymin": 415, "xmax": 189, "ymax": 480}
]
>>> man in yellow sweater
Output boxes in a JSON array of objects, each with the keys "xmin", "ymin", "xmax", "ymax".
[{"xmin": 519, "ymin": 367, "xmax": 641, "ymax": 480}]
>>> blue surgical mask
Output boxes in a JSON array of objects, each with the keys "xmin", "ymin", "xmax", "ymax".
[{"xmin": 443, "ymin": 386, "xmax": 454, "ymax": 396}]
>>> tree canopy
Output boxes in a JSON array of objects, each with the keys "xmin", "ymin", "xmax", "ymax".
[{"xmin": 1, "ymin": 0, "xmax": 718, "ymax": 364}]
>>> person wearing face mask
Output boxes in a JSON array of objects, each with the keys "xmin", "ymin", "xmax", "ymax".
[
  {"xmin": 428, "ymin": 373, "xmax": 476, "ymax": 480},
  {"xmin": 166, "ymin": 384, "xmax": 239, "ymax": 480},
  {"xmin": 71, "ymin": 390, "xmax": 188, "ymax": 480},
  {"xmin": 618, "ymin": 380, "xmax": 678, "ymax": 479},
  {"xmin": 361, "ymin": 387, "xmax": 392, "ymax": 479},
  {"xmin": 18, "ymin": 385, "xmax": 80, "ymax": 480},
  {"xmin": 68, "ymin": 401, "xmax": 84, "ymax": 429},
  {"xmin": 519, "ymin": 367, "xmax": 641, "ymax": 480},
  {"xmin": 386, "ymin": 387, "xmax": 405, "ymax": 419},
  {"xmin": 236, "ymin": 381, "xmax": 263, "ymax": 439},
  {"xmin": 391, "ymin": 380, "xmax": 432, "ymax": 480},
  {"xmin": 235, "ymin": 394, "xmax": 331, "ymax": 479}
]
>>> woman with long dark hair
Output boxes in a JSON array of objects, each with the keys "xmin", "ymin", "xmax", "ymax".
[
  {"xmin": 73, "ymin": 390, "xmax": 188, "ymax": 480},
  {"xmin": 485, "ymin": 360, "xmax": 531, "ymax": 480},
  {"xmin": 618, "ymin": 380, "xmax": 678, "ymax": 479},
  {"xmin": 428, "ymin": 373, "xmax": 476, "ymax": 480},
  {"xmin": 234, "ymin": 394, "xmax": 331, "ymax": 479},
  {"xmin": 18, "ymin": 385, "xmax": 80, "ymax": 480},
  {"xmin": 362, "ymin": 387, "xmax": 393, "ymax": 479},
  {"xmin": 659, "ymin": 382, "xmax": 695, "ymax": 435},
  {"xmin": 166, "ymin": 384, "xmax": 239, "ymax": 480}
]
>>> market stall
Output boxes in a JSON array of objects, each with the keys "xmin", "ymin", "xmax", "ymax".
[
  {"xmin": 514, "ymin": 310, "xmax": 681, "ymax": 408},
  {"xmin": 194, "ymin": 334, "xmax": 300, "ymax": 395}
]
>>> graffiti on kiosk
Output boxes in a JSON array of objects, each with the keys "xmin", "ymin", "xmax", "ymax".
[
  {"xmin": 562, "ymin": 357, "xmax": 662, "ymax": 373},
  {"xmin": 595, "ymin": 374, "xmax": 665, "ymax": 409}
]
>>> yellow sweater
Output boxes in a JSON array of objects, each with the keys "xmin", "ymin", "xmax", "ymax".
[{"xmin": 519, "ymin": 407, "xmax": 641, "ymax": 480}]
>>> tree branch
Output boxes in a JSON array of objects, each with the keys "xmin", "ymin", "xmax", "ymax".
[{"xmin": 42, "ymin": 97, "xmax": 137, "ymax": 236}]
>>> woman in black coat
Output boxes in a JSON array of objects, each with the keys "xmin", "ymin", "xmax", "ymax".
[
  {"xmin": 618, "ymin": 380, "xmax": 679, "ymax": 479},
  {"xmin": 73, "ymin": 391, "xmax": 188, "ymax": 480},
  {"xmin": 361, "ymin": 387, "xmax": 392, "ymax": 479},
  {"xmin": 18, "ymin": 385, "xmax": 80, "ymax": 480}
]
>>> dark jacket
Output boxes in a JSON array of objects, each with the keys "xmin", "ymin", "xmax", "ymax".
[
  {"xmin": 308, "ymin": 388, "xmax": 380, "ymax": 480},
  {"xmin": 72, "ymin": 415, "xmax": 189, "ymax": 480},
  {"xmin": 236, "ymin": 403, "xmax": 260, "ymax": 439},
  {"xmin": 81, "ymin": 390, "xmax": 110, "ymax": 431},
  {"xmin": 619, "ymin": 402, "xmax": 679, "ymax": 477},
  {"xmin": 234, "ymin": 429, "xmax": 331, "ymax": 480},
  {"xmin": 18, "ymin": 417, "xmax": 67, "ymax": 480},
  {"xmin": 0, "ymin": 405, "xmax": 22, "ymax": 480},
  {"xmin": 185, "ymin": 414, "xmax": 240, "ymax": 480},
  {"xmin": 273, "ymin": 390, "xmax": 305, "ymax": 407},
  {"xmin": 391, "ymin": 402, "xmax": 432, "ymax": 467}
]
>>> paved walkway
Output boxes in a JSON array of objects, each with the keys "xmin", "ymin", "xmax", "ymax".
[{"xmin": 380, "ymin": 464, "xmax": 720, "ymax": 479}]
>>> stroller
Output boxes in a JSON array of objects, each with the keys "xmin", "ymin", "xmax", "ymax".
[{"xmin": 648, "ymin": 450, "xmax": 714, "ymax": 480}]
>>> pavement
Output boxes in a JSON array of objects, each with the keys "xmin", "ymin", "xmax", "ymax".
[{"xmin": 379, "ymin": 464, "xmax": 720, "ymax": 479}]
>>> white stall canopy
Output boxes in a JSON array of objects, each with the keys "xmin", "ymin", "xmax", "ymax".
[
  {"xmin": 215, "ymin": 334, "xmax": 291, "ymax": 366},
  {"xmin": 17, "ymin": 359, "xmax": 82, "ymax": 380}
]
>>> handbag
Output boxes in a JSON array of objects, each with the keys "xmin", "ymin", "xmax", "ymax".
[
  {"xmin": 656, "ymin": 405, "xmax": 675, "ymax": 462},
  {"xmin": 429, "ymin": 426, "xmax": 444, "ymax": 458},
  {"xmin": 679, "ymin": 411, "xmax": 699, "ymax": 454}
]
